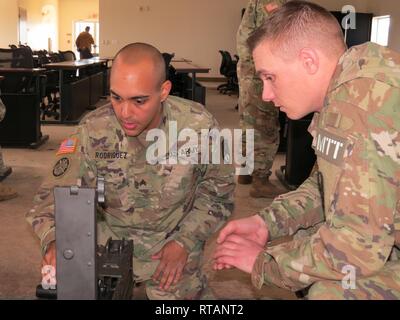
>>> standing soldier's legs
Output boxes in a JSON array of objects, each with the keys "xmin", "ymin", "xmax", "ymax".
[
  {"xmin": 0, "ymin": 147, "xmax": 17, "ymax": 201},
  {"xmin": 239, "ymin": 78, "xmax": 284, "ymax": 198},
  {"xmin": 308, "ymin": 260, "xmax": 400, "ymax": 300}
]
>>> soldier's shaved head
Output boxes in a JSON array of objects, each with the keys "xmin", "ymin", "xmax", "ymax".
[
  {"xmin": 248, "ymin": 1, "xmax": 346, "ymax": 59},
  {"xmin": 112, "ymin": 42, "xmax": 167, "ymax": 88}
]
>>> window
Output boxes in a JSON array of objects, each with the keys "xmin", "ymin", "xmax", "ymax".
[{"xmin": 371, "ymin": 15, "xmax": 391, "ymax": 46}]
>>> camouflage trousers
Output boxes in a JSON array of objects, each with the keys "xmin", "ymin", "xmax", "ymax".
[
  {"xmin": 0, "ymin": 147, "xmax": 6, "ymax": 172},
  {"xmin": 239, "ymin": 77, "xmax": 280, "ymax": 179},
  {"xmin": 0, "ymin": 97, "xmax": 5, "ymax": 172},
  {"xmin": 293, "ymin": 225, "xmax": 400, "ymax": 300},
  {"xmin": 308, "ymin": 259, "xmax": 400, "ymax": 300},
  {"xmin": 0, "ymin": 97, "xmax": 5, "ymax": 122},
  {"xmin": 97, "ymin": 220, "xmax": 209, "ymax": 300}
]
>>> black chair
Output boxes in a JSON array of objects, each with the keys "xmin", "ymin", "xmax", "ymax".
[
  {"xmin": 36, "ymin": 51, "xmax": 60, "ymax": 120},
  {"xmin": 58, "ymin": 50, "xmax": 76, "ymax": 62},
  {"xmin": 218, "ymin": 50, "xmax": 238, "ymax": 96},
  {"xmin": 0, "ymin": 48, "xmax": 13, "ymax": 68}
]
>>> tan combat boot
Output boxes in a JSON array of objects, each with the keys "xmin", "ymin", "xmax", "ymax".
[
  {"xmin": 249, "ymin": 176, "xmax": 286, "ymax": 199},
  {"xmin": 0, "ymin": 183, "xmax": 18, "ymax": 201}
]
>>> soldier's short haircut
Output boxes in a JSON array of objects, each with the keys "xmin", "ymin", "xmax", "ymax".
[
  {"xmin": 113, "ymin": 42, "xmax": 167, "ymax": 87},
  {"xmin": 247, "ymin": 1, "xmax": 346, "ymax": 59}
]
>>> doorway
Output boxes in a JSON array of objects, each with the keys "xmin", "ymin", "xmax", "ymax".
[{"xmin": 73, "ymin": 21, "xmax": 99, "ymax": 57}]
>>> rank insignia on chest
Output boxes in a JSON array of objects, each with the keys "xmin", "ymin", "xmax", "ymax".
[{"xmin": 57, "ymin": 138, "xmax": 78, "ymax": 156}]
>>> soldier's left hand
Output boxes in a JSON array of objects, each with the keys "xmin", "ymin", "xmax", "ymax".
[
  {"xmin": 213, "ymin": 234, "xmax": 264, "ymax": 274},
  {"xmin": 151, "ymin": 240, "xmax": 188, "ymax": 290}
]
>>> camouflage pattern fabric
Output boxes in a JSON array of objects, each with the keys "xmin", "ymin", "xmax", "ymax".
[
  {"xmin": 0, "ymin": 97, "xmax": 5, "ymax": 122},
  {"xmin": 237, "ymin": 0, "xmax": 286, "ymax": 178},
  {"xmin": 252, "ymin": 43, "xmax": 400, "ymax": 299},
  {"xmin": 26, "ymin": 95, "xmax": 235, "ymax": 299}
]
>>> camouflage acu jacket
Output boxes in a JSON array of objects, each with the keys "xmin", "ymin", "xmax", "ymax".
[
  {"xmin": 254, "ymin": 42, "xmax": 400, "ymax": 291},
  {"xmin": 26, "ymin": 96, "xmax": 235, "ymax": 259}
]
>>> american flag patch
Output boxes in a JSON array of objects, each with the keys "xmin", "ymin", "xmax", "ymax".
[{"xmin": 57, "ymin": 138, "xmax": 78, "ymax": 155}]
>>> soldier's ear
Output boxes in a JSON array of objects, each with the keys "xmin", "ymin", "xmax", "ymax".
[
  {"xmin": 299, "ymin": 48, "xmax": 319, "ymax": 75},
  {"xmin": 160, "ymin": 80, "xmax": 172, "ymax": 102}
]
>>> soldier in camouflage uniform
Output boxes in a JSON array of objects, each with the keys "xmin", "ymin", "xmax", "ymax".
[
  {"xmin": 0, "ymin": 88, "xmax": 17, "ymax": 201},
  {"xmin": 214, "ymin": 1, "xmax": 400, "ymax": 299},
  {"xmin": 237, "ymin": 0, "xmax": 286, "ymax": 198},
  {"xmin": 26, "ymin": 43, "xmax": 235, "ymax": 299}
]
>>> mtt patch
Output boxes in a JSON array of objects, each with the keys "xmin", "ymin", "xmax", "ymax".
[
  {"xmin": 53, "ymin": 157, "xmax": 70, "ymax": 178},
  {"xmin": 314, "ymin": 128, "xmax": 349, "ymax": 166},
  {"xmin": 57, "ymin": 138, "xmax": 78, "ymax": 156}
]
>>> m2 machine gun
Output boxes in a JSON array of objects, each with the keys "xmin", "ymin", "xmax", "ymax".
[{"xmin": 36, "ymin": 177, "xmax": 134, "ymax": 300}]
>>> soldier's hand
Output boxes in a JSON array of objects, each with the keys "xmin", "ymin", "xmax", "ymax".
[
  {"xmin": 151, "ymin": 241, "xmax": 188, "ymax": 291},
  {"xmin": 213, "ymin": 234, "xmax": 264, "ymax": 274},
  {"xmin": 42, "ymin": 242, "xmax": 56, "ymax": 268},
  {"xmin": 214, "ymin": 215, "xmax": 268, "ymax": 270},
  {"xmin": 217, "ymin": 215, "xmax": 269, "ymax": 247}
]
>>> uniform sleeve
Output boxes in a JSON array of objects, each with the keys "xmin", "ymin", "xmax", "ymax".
[
  {"xmin": 237, "ymin": 0, "xmax": 257, "ymax": 62},
  {"xmin": 171, "ymin": 134, "xmax": 236, "ymax": 253},
  {"xmin": 252, "ymin": 83, "xmax": 399, "ymax": 291},
  {"xmin": 25, "ymin": 126, "xmax": 96, "ymax": 256},
  {"xmin": 258, "ymin": 170, "xmax": 324, "ymax": 241}
]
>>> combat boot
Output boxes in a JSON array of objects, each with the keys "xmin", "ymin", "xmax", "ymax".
[
  {"xmin": 0, "ymin": 183, "xmax": 18, "ymax": 201},
  {"xmin": 0, "ymin": 166, "xmax": 12, "ymax": 182},
  {"xmin": 249, "ymin": 176, "xmax": 286, "ymax": 199},
  {"xmin": 237, "ymin": 175, "xmax": 253, "ymax": 185}
]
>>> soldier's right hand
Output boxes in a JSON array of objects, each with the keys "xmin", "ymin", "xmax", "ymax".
[
  {"xmin": 42, "ymin": 241, "xmax": 56, "ymax": 269},
  {"xmin": 213, "ymin": 215, "xmax": 269, "ymax": 271},
  {"xmin": 217, "ymin": 215, "xmax": 269, "ymax": 247}
]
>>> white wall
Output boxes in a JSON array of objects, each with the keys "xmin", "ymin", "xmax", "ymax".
[
  {"xmin": 18, "ymin": 0, "xmax": 59, "ymax": 51},
  {"xmin": 100, "ymin": 0, "xmax": 248, "ymax": 78},
  {"xmin": 0, "ymin": 0, "xmax": 19, "ymax": 48},
  {"xmin": 58, "ymin": 0, "xmax": 99, "ymax": 52}
]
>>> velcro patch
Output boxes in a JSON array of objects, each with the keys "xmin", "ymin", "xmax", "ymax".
[
  {"xmin": 265, "ymin": 3, "xmax": 279, "ymax": 13},
  {"xmin": 314, "ymin": 128, "xmax": 349, "ymax": 166},
  {"xmin": 53, "ymin": 157, "xmax": 70, "ymax": 178},
  {"xmin": 57, "ymin": 138, "xmax": 78, "ymax": 156}
]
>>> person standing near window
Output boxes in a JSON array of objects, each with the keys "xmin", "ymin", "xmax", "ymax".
[{"xmin": 75, "ymin": 26, "xmax": 95, "ymax": 59}]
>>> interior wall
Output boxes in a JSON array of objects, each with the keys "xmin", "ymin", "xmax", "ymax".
[
  {"xmin": 58, "ymin": 0, "xmax": 99, "ymax": 52},
  {"xmin": 100, "ymin": 0, "xmax": 248, "ymax": 78},
  {"xmin": 0, "ymin": 1, "xmax": 19, "ymax": 48},
  {"xmin": 313, "ymin": 0, "xmax": 400, "ymax": 51},
  {"xmin": 18, "ymin": 0, "xmax": 59, "ymax": 51},
  {"xmin": 365, "ymin": 1, "xmax": 400, "ymax": 52}
]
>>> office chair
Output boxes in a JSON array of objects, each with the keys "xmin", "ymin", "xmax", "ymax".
[
  {"xmin": 218, "ymin": 51, "xmax": 238, "ymax": 96},
  {"xmin": 58, "ymin": 50, "xmax": 76, "ymax": 62},
  {"xmin": 0, "ymin": 48, "xmax": 13, "ymax": 68},
  {"xmin": 37, "ymin": 51, "xmax": 60, "ymax": 120}
]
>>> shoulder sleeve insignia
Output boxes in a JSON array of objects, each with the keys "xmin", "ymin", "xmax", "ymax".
[
  {"xmin": 265, "ymin": 3, "xmax": 279, "ymax": 13},
  {"xmin": 53, "ymin": 157, "xmax": 70, "ymax": 178},
  {"xmin": 57, "ymin": 138, "xmax": 78, "ymax": 156}
]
